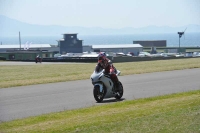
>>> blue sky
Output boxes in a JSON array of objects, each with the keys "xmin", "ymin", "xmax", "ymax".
[{"xmin": 0, "ymin": 0, "xmax": 199, "ymax": 28}]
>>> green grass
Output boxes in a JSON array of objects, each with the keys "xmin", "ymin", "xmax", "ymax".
[
  {"xmin": 0, "ymin": 90, "xmax": 199, "ymax": 133},
  {"xmin": 0, "ymin": 58, "xmax": 200, "ymax": 88},
  {"xmin": 0, "ymin": 58, "xmax": 200, "ymax": 132}
]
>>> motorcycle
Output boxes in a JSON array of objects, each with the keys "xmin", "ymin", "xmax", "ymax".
[
  {"xmin": 90, "ymin": 69, "xmax": 123, "ymax": 102},
  {"xmin": 35, "ymin": 57, "xmax": 42, "ymax": 63}
]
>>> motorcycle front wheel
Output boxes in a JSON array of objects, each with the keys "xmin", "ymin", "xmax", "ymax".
[{"xmin": 93, "ymin": 85, "xmax": 104, "ymax": 102}]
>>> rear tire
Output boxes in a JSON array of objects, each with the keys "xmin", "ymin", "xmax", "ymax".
[
  {"xmin": 93, "ymin": 85, "xmax": 104, "ymax": 102},
  {"xmin": 115, "ymin": 81, "xmax": 123, "ymax": 99}
]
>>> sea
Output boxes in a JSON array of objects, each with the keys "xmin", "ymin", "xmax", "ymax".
[{"xmin": 1, "ymin": 33, "xmax": 200, "ymax": 47}]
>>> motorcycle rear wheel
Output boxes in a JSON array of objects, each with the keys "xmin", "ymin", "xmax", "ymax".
[
  {"xmin": 93, "ymin": 85, "xmax": 104, "ymax": 102},
  {"xmin": 115, "ymin": 81, "xmax": 123, "ymax": 99}
]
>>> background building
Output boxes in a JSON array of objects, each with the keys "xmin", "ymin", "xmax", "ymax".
[
  {"xmin": 92, "ymin": 44, "xmax": 143, "ymax": 56},
  {"xmin": 57, "ymin": 33, "xmax": 83, "ymax": 54},
  {"xmin": 0, "ymin": 44, "xmax": 52, "ymax": 52},
  {"xmin": 133, "ymin": 40, "xmax": 166, "ymax": 47},
  {"xmin": 0, "ymin": 44, "xmax": 54, "ymax": 60},
  {"xmin": 83, "ymin": 45, "xmax": 93, "ymax": 52}
]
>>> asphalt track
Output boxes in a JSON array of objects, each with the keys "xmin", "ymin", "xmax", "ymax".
[{"xmin": 0, "ymin": 63, "xmax": 200, "ymax": 122}]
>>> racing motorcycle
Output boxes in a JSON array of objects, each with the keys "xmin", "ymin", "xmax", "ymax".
[
  {"xmin": 35, "ymin": 57, "xmax": 42, "ymax": 63},
  {"xmin": 90, "ymin": 69, "xmax": 123, "ymax": 102}
]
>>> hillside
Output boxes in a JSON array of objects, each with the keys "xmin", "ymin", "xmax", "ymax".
[{"xmin": 1, "ymin": 15, "xmax": 200, "ymax": 36}]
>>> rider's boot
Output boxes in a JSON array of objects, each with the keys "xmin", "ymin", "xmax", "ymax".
[
  {"xmin": 115, "ymin": 81, "xmax": 120, "ymax": 92},
  {"xmin": 111, "ymin": 74, "xmax": 120, "ymax": 92}
]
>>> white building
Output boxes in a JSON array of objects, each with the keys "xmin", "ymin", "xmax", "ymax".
[
  {"xmin": 0, "ymin": 44, "xmax": 143, "ymax": 56},
  {"xmin": 0, "ymin": 44, "xmax": 52, "ymax": 52},
  {"xmin": 91, "ymin": 44, "xmax": 143, "ymax": 56}
]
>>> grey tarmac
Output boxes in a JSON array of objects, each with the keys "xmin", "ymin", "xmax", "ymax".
[{"xmin": 0, "ymin": 68, "xmax": 200, "ymax": 122}]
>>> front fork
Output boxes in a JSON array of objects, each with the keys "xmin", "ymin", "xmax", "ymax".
[{"xmin": 94, "ymin": 83, "xmax": 104, "ymax": 93}]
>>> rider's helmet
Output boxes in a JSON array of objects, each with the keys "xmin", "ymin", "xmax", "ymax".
[
  {"xmin": 98, "ymin": 52, "xmax": 108, "ymax": 68},
  {"xmin": 102, "ymin": 52, "xmax": 107, "ymax": 57}
]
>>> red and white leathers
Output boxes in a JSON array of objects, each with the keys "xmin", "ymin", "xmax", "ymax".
[{"xmin": 95, "ymin": 53, "xmax": 119, "ymax": 85}]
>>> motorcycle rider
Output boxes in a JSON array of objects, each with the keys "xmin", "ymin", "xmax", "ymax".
[
  {"xmin": 35, "ymin": 54, "xmax": 42, "ymax": 62},
  {"xmin": 95, "ymin": 52, "xmax": 120, "ymax": 91}
]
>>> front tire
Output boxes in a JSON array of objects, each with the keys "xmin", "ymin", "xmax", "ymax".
[
  {"xmin": 115, "ymin": 81, "xmax": 123, "ymax": 99},
  {"xmin": 93, "ymin": 85, "xmax": 104, "ymax": 102}
]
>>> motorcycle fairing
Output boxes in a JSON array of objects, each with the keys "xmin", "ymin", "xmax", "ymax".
[{"xmin": 91, "ymin": 69, "xmax": 118, "ymax": 99}]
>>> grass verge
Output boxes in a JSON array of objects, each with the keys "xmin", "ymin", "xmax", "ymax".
[
  {"xmin": 0, "ymin": 58, "xmax": 200, "ymax": 88},
  {"xmin": 0, "ymin": 90, "xmax": 199, "ymax": 133}
]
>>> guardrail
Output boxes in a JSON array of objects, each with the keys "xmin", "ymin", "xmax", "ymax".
[
  {"xmin": 42, "ymin": 57, "xmax": 98, "ymax": 62},
  {"xmin": 40, "ymin": 56, "xmax": 198, "ymax": 63},
  {"xmin": 112, "ymin": 56, "xmax": 194, "ymax": 63},
  {"xmin": 0, "ymin": 56, "xmax": 6, "ymax": 60},
  {"xmin": 5, "ymin": 56, "xmax": 199, "ymax": 63}
]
